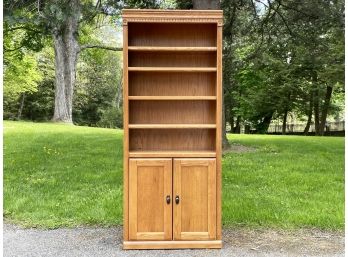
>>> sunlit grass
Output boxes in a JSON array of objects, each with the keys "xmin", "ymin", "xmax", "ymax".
[
  {"xmin": 223, "ymin": 134, "xmax": 344, "ymax": 230},
  {"xmin": 4, "ymin": 121, "xmax": 344, "ymax": 229}
]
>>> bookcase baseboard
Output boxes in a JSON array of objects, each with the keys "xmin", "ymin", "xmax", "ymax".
[{"xmin": 123, "ymin": 240, "xmax": 222, "ymax": 250}]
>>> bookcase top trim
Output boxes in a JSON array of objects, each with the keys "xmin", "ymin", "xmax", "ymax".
[{"xmin": 122, "ymin": 9, "xmax": 223, "ymax": 26}]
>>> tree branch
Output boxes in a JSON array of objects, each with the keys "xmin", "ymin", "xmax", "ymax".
[
  {"xmin": 274, "ymin": 0, "xmax": 319, "ymax": 19},
  {"xmin": 79, "ymin": 44, "xmax": 123, "ymax": 52},
  {"xmin": 4, "ymin": 25, "xmax": 41, "ymax": 34}
]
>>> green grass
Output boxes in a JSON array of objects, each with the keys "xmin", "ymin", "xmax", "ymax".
[
  {"xmin": 4, "ymin": 121, "xmax": 344, "ymax": 230},
  {"xmin": 223, "ymin": 135, "xmax": 344, "ymax": 230}
]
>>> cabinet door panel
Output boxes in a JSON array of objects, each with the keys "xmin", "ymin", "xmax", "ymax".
[
  {"xmin": 129, "ymin": 158, "xmax": 172, "ymax": 240},
  {"xmin": 173, "ymin": 158, "xmax": 216, "ymax": 240}
]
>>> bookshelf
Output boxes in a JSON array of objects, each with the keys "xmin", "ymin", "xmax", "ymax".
[{"xmin": 122, "ymin": 9, "xmax": 223, "ymax": 249}]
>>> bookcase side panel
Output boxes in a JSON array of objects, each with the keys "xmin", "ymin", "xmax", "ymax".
[{"xmin": 123, "ymin": 24, "xmax": 130, "ymax": 241}]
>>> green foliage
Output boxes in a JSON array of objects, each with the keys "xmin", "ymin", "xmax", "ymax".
[
  {"xmin": 4, "ymin": 53, "xmax": 42, "ymax": 98},
  {"xmin": 4, "ymin": 121, "xmax": 344, "ymax": 229},
  {"xmin": 97, "ymin": 107, "xmax": 123, "ymax": 129},
  {"xmin": 124, "ymin": 0, "xmax": 160, "ymax": 9},
  {"xmin": 3, "ymin": 0, "xmax": 344, "ymax": 132},
  {"xmin": 4, "ymin": 47, "xmax": 55, "ymax": 121},
  {"xmin": 4, "ymin": 17, "xmax": 123, "ymax": 127},
  {"xmin": 220, "ymin": 0, "xmax": 344, "ymax": 134},
  {"xmin": 74, "ymin": 37, "xmax": 123, "ymax": 127},
  {"xmin": 4, "ymin": 50, "xmax": 43, "ymax": 120}
]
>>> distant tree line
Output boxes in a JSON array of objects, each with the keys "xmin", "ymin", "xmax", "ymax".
[{"xmin": 4, "ymin": 1, "xmax": 344, "ymax": 139}]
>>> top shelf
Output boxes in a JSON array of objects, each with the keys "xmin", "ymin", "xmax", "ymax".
[{"xmin": 128, "ymin": 46, "xmax": 217, "ymax": 52}]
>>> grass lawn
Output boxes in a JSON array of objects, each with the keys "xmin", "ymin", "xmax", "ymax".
[{"xmin": 4, "ymin": 121, "xmax": 344, "ymax": 230}]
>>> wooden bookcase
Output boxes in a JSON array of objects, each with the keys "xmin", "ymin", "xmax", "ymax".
[{"xmin": 122, "ymin": 9, "xmax": 223, "ymax": 250}]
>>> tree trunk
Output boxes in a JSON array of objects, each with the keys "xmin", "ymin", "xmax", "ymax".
[
  {"xmin": 229, "ymin": 114, "xmax": 234, "ymax": 133},
  {"xmin": 311, "ymin": 71, "xmax": 320, "ymax": 135},
  {"xmin": 222, "ymin": 95, "xmax": 230, "ymax": 149},
  {"xmin": 313, "ymin": 87, "xmax": 320, "ymax": 135},
  {"xmin": 234, "ymin": 115, "xmax": 241, "ymax": 133},
  {"xmin": 304, "ymin": 91, "xmax": 313, "ymax": 135},
  {"xmin": 256, "ymin": 113, "xmax": 273, "ymax": 134},
  {"xmin": 17, "ymin": 93, "xmax": 25, "ymax": 120},
  {"xmin": 52, "ymin": 0, "xmax": 80, "ymax": 123},
  {"xmin": 318, "ymin": 85, "xmax": 333, "ymax": 136},
  {"xmin": 282, "ymin": 110, "xmax": 288, "ymax": 135},
  {"xmin": 282, "ymin": 93, "xmax": 291, "ymax": 135},
  {"xmin": 115, "ymin": 73, "xmax": 123, "ymax": 109}
]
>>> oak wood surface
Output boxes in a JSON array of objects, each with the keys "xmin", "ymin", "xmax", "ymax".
[
  {"xmin": 128, "ymin": 46, "xmax": 217, "ymax": 52},
  {"xmin": 129, "ymin": 52, "xmax": 216, "ymax": 67},
  {"xmin": 173, "ymin": 159, "xmax": 216, "ymax": 240},
  {"xmin": 123, "ymin": 240, "xmax": 222, "ymax": 249},
  {"xmin": 129, "ymin": 151, "xmax": 216, "ymax": 158},
  {"xmin": 129, "ymin": 159, "xmax": 172, "ymax": 241},
  {"xmin": 128, "ymin": 67, "xmax": 217, "ymax": 72},
  {"xmin": 128, "ymin": 96, "xmax": 216, "ymax": 100},
  {"xmin": 129, "ymin": 72, "xmax": 216, "ymax": 96},
  {"xmin": 129, "ymin": 100, "xmax": 216, "ymax": 124},
  {"xmin": 129, "ymin": 129, "xmax": 215, "ymax": 151},
  {"xmin": 128, "ymin": 23, "xmax": 217, "ymax": 47},
  {"xmin": 216, "ymin": 25, "xmax": 223, "ymax": 240},
  {"xmin": 122, "ymin": 24, "xmax": 129, "ymax": 241},
  {"xmin": 128, "ymin": 124, "xmax": 216, "ymax": 129}
]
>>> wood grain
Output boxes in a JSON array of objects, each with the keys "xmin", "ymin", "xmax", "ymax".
[
  {"xmin": 129, "ymin": 129, "xmax": 216, "ymax": 151},
  {"xmin": 216, "ymin": 25, "xmax": 223, "ymax": 240},
  {"xmin": 129, "ymin": 151, "xmax": 216, "ymax": 158},
  {"xmin": 129, "ymin": 72, "xmax": 216, "ymax": 96},
  {"xmin": 128, "ymin": 96, "xmax": 216, "ymax": 100},
  {"xmin": 128, "ymin": 124, "xmax": 216, "ymax": 129},
  {"xmin": 128, "ymin": 23, "xmax": 217, "ymax": 47},
  {"xmin": 128, "ymin": 46, "xmax": 217, "ymax": 52},
  {"xmin": 123, "ymin": 240, "xmax": 222, "ymax": 249},
  {"xmin": 129, "ymin": 52, "xmax": 216, "ymax": 67},
  {"xmin": 129, "ymin": 159, "xmax": 172, "ymax": 241},
  {"xmin": 173, "ymin": 159, "xmax": 216, "ymax": 240},
  {"xmin": 129, "ymin": 100, "xmax": 216, "ymax": 124},
  {"xmin": 128, "ymin": 67, "xmax": 217, "ymax": 72},
  {"xmin": 122, "ymin": 24, "xmax": 129, "ymax": 241}
]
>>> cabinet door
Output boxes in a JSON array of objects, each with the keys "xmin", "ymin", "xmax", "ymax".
[
  {"xmin": 173, "ymin": 158, "xmax": 216, "ymax": 240},
  {"xmin": 129, "ymin": 158, "xmax": 172, "ymax": 240}
]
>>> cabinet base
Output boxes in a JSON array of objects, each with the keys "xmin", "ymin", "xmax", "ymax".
[{"xmin": 123, "ymin": 240, "xmax": 222, "ymax": 250}]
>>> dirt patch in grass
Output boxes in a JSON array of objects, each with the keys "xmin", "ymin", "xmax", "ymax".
[{"xmin": 223, "ymin": 143, "xmax": 257, "ymax": 154}]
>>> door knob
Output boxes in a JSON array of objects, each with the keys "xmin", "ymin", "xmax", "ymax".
[
  {"xmin": 166, "ymin": 195, "xmax": 171, "ymax": 204},
  {"xmin": 175, "ymin": 195, "xmax": 180, "ymax": 204}
]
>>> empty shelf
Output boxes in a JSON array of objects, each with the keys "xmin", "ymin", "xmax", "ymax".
[
  {"xmin": 128, "ymin": 46, "xmax": 217, "ymax": 52},
  {"xmin": 128, "ymin": 67, "xmax": 217, "ymax": 72},
  {"xmin": 129, "ymin": 151, "xmax": 216, "ymax": 158},
  {"xmin": 129, "ymin": 124, "xmax": 216, "ymax": 129},
  {"xmin": 128, "ymin": 96, "xmax": 216, "ymax": 100}
]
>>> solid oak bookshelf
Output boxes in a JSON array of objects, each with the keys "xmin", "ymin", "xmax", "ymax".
[{"xmin": 122, "ymin": 9, "xmax": 223, "ymax": 250}]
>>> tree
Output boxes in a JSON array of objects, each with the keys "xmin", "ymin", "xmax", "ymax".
[
  {"xmin": 4, "ymin": 1, "xmax": 124, "ymax": 123},
  {"xmin": 220, "ymin": 0, "xmax": 344, "ymax": 135},
  {"xmin": 4, "ymin": 50, "xmax": 43, "ymax": 120}
]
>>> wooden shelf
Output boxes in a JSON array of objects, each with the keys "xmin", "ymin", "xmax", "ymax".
[
  {"xmin": 128, "ymin": 46, "xmax": 217, "ymax": 52},
  {"xmin": 128, "ymin": 67, "xmax": 217, "ymax": 72},
  {"xmin": 129, "ymin": 96, "xmax": 216, "ymax": 100},
  {"xmin": 129, "ymin": 150, "xmax": 216, "ymax": 158},
  {"xmin": 129, "ymin": 124, "xmax": 216, "ymax": 129}
]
